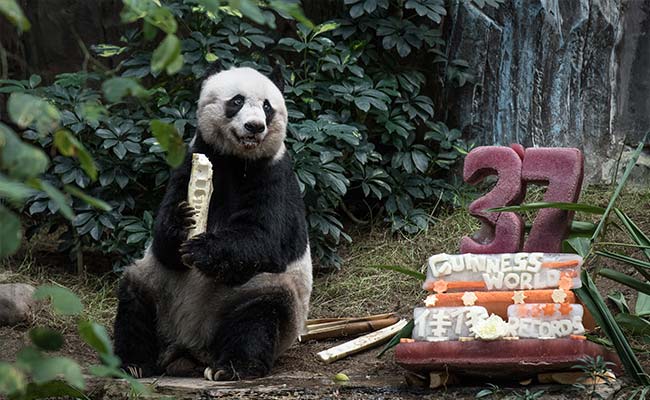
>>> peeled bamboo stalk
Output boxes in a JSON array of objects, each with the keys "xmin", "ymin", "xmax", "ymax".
[
  {"xmin": 316, "ymin": 319, "xmax": 408, "ymax": 363},
  {"xmin": 305, "ymin": 313, "xmax": 395, "ymax": 329},
  {"xmin": 299, "ymin": 316, "xmax": 400, "ymax": 342},
  {"xmin": 187, "ymin": 153, "xmax": 213, "ymax": 239}
]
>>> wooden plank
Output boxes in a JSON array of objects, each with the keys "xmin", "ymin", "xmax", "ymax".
[{"xmin": 316, "ymin": 319, "xmax": 408, "ymax": 364}]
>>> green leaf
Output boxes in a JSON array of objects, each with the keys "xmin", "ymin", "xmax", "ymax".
[
  {"xmin": 150, "ymin": 120, "xmax": 186, "ymax": 168},
  {"xmin": 488, "ymin": 202, "xmax": 606, "ymax": 214},
  {"xmin": 37, "ymin": 180, "xmax": 74, "ymax": 220},
  {"xmin": 608, "ymin": 292, "xmax": 630, "ymax": 314},
  {"xmin": 29, "ymin": 327, "xmax": 64, "ymax": 351},
  {"xmin": 574, "ymin": 270, "xmax": 648, "ymax": 384},
  {"xmin": 21, "ymin": 381, "xmax": 85, "ymax": 399},
  {"xmin": 102, "ymin": 77, "xmax": 148, "ymax": 103},
  {"xmin": 0, "ymin": 123, "xmax": 49, "ymax": 179},
  {"xmin": 599, "ymin": 268, "xmax": 650, "ymax": 296},
  {"xmin": 54, "ymin": 130, "xmax": 98, "ymax": 181},
  {"xmin": 563, "ymin": 237, "xmax": 591, "ymax": 258},
  {"xmin": 636, "ymin": 293, "xmax": 650, "ymax": 317},
  {"xmin": 333, "ymin": 372, "xmax": 350, "ymax": 382},
  {"xmin": 269, "ymin": 0, "xmax": 313, "ymax": 29},
  {"xmin": 0, "ymin": 175, "xmax": 35, "ymax": 203},
  {"xmin": 7, "ymin": 93, "xmax": 60, "ymax": 134},
  {"xmin": 89, "ymin": 365, "xmax": 150, "ymax": 395},
  {"xmin": 228, "ymin": 0, "xmax": 265, "ymax": 24},
  {"xmin": 312, "ymin": 21, "xmax": 340, "ymax": 37},
  {"xmin": 78, "ymin": 320, "xmax": 113, "ymax": 356},
  {"xmin": 31, "ymin": 357, "xmax": 85, "ymax": 389},
  {"xmin": 591, "ymin": 133, "xmax": 648, "ymax": 243},
  {"xmin": 0, "ymin": 205, "xmax": 22, "ymax": 258},
  {"xmin": 569, "ymin": 221, "xmax": 597, "ymax": 236},
  {"xmin": 151, "ymin": 34, "xmax": 183, "ymax": 75},
  {"xmin": 147, "ymin": 6, "xmax": 177, "ymax": 34},
  {"xmin": 596, "ymin": 250, "xmax": 650, "ymax": 281},
  {"xmin": 377, "ymin": 319, "xmax": 414, "ymax": 358},
  {"xmin": 365, "ymin": 264, "xmax": 425, "ymax": 280},
  {"xmin": 616, "ymin": 313, "xmax": 650, "ymax": 336},
  {"xmin": 64, "ymin": 185, "xmax": 111, "ymax": 212},
  {"xmin": 33, "ymin": 285, "xmax": 83, "ymax": 316},
  {"xmin": 615, "ymin": 208, "xmax": 650, "ymax": 262},
  {"xmin": 0, "ymin": 362, "xmax": 26, "ymax": 395},
  {"xmin": 0, "ymin": 0, "xmax": 30, "ymax": 31}
]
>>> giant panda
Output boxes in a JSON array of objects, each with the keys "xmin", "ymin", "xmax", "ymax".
[{"xmin": 113, "ymin": 65, "xmax": 312, "ymax": 381}]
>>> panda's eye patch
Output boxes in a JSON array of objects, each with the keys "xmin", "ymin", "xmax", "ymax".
[
  {"xmin": 263, "ymin": 100, "xmax": 272, "ymax": 112},
  {"xmin": 225, "ymin": 95, "xmax": 245, "ymax": 118},
  {"xmin": 230, "ymin": 95, "xmax": 245, "ymax": 106}
]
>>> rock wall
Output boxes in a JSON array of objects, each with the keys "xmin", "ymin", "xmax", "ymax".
[{"xmin": 444, "ymin": 0, "xmax": 650, "ymax": 184}]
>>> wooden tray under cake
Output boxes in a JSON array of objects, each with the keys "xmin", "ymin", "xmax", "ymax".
[{"xmin": 395, "ymin": 339, "xmax": 621, "ymax": 379}]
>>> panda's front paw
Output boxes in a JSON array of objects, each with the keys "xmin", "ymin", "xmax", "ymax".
[
  {"xmin": 167, "ymin": 201, "xmax": 196, "ymax": 240},
  {"xmin": 180, "ymin": 233, "xmax": 216, "ymax": 271}
]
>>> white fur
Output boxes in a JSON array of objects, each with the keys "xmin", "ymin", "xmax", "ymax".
[{"xmin": 197, "ymin": 67, "xmax": 288, "ymax": 160}]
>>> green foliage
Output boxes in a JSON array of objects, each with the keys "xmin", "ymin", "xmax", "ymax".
[
  {"xmin": 2, "ymin": 0, "xmax": 474, "ymax": 269},
  {"xmin": 0, "ymin": 286, "xmax": 148, "ymax": 399}
]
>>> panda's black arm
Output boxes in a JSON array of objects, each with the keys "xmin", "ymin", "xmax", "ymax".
[
  {"xmin": 151, "ymin": 152, "xmax": 193, "ymax": 270},
  {"xmin": 180, "ymin": 201, "xmax": 288, "ymax": 284}
]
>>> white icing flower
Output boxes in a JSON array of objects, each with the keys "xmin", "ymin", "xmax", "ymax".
[{"xmin": 471, "ymin": 314, "xmax": 509, "ymax": 340}]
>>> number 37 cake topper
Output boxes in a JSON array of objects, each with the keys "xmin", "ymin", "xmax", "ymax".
[{"xmin": 460, "ymin": 144, "xmax": 584, "ymax": 254}]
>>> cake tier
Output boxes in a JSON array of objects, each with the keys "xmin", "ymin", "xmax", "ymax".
[{"xmin": 395, "ymin": 339, "xmax": 621, "ymax": 379}]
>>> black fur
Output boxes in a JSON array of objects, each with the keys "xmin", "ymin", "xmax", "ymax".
[
  {"xmin": 208, "ymin": 289, "xmax": 293, "ymax": 380},
  {"xmin": 170, "ymin": 133, "xmax": 307, "ymax": 284},
  {"xmin": 113, "ymin": 278, "xmax": 161, "ymax": 376}
]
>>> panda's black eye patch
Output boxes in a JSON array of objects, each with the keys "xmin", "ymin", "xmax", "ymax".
[
  {"xmin": 225, "ymin": 95, "xmax": 245, "ymax": 118},
  {"xmin": 263, "ymin": 99, "xmax": 274, "ymax": 123}
]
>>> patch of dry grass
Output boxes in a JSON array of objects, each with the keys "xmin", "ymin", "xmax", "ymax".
[{"xmin": 0, "ymin": 252, "xmax": 118, "ymax": 334}]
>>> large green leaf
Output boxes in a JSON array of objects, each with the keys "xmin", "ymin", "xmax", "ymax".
[
  {"xmin": 599, "ymin": 268, "xmax": 650, "ymax": 296},
  {"xmin": 78, "ymin": 320, "xmax": 113, "ymax": 356},
  {"xmin": 101, "ymin": 77, "xmax": 148, "ymax": 103},
  {"xmin": 33, "ymin": 285, "xmax": 83, "ymax": 316},
  {"xmin": 636, "ymin": 293, "xmax": 650, "ymax": 317},
  {"xmin": 31, "ymin": 357, "xmax": 85, "ymax": 389},
  {"xmin": 0, "ymin": 123, "xmax": 49, "ymax": 179},
  {"xmin": 0, "ymin": 362, "xmax": 26, "ymax": 396},
  {"xmin": 574, "ymin": 270, "xmax": 648, "ymax": 384},
  {"xmin": 151, "ymin": 34, "xmax": 183, "ymax": 75},
  {"xmin": 0, "ymin": 175, "xmax": 36, "ymax": 202},
  {"xmin": 591, "ymin": 133, "xmax": 647, "ymax": 243},
  {"xmin": 54, "ymin": 130, "xmax": 97, "ymax": 181},
  {"xmin": 563, "ymin": 237, "xmax": 591, "ymax": 258},
  {"xmin": 269, "ymin": 0, "xmax": 314, "ymax": 29},
  {"xmin": 29, "ymin": 327, "xmax": 64, "ymax": 351},
  {"xmin": 0, "ymin": 205, "xmax": 22, "ymax": 258},
  {"xmin": 7, "ymin": 93, "xmax": 60, "ymax": 135},
  {"xmin": 228, "ymin": 0, "xmax": 265, "ymax": 24},
  {"xmin": 616, "ymin": 313, "xmax": 650, "ymax": 336},
  {"xmin": 0, "ymin": 0, "xmax": 30, "ymax": 31},
  {"xmin": 488, "ymin": 202, "xmax": 606, "ymax": 214},
  {"xmin": 150, "ymin": 120, "xmax": 186, "ymax": 168}
]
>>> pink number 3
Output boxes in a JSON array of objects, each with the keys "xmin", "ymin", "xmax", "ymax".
[{"xmin": 460, "ymin": 145, "xmax": 583, "ymax": 254}]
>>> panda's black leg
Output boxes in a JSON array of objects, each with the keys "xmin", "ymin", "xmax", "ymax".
[
  {"xmin": 113, "ymin": 277, "xmax": 160, "ymax": 378},
  {"xmin": 205, "ymin": 290, "xmax": 292, "ymax": 381}
]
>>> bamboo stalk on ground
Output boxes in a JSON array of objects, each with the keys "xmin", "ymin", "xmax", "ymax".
[{"xmin": 300, "ymin": 313, "xmax": 398, "ymax": 342}]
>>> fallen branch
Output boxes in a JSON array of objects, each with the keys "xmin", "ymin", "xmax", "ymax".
[{"xmin": 300, "ymin": 316, "xmax": 400, "ymax": 341}]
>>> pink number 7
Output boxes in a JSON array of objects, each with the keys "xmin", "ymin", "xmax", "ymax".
[
  {"xmin": 521, "ymin": 148, "xmax": 584, "ymax": 252},
  {"xmin": 460, "ymin": 146, "xmax": 525, "ymax": 254}
]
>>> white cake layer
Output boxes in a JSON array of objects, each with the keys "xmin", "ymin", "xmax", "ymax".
[
  {"xmin": 424, "ymin": 253, "xmax": 582, "ymax": 292},
  {"xmin": 187, "ymin": 153, "xmax": 214, "ymax": 239},
  {"xmin": 412, "ymin": 306, "xmax": 488, "ymax": 342},
  {"xmin": 507, "ymin": 303, "xmax": 585, "ymax": 339}
]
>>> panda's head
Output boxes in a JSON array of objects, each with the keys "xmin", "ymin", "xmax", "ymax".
[{"xmin": 196, "ymin": 66, "xmax": 287, "ymax": 160}]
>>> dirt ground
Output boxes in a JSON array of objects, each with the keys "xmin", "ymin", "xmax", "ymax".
[{"xmin": 2, "ymin": 187, "xmax": 650, "ymax": 398}]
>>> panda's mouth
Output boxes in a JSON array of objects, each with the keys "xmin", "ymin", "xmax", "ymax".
[{"xmin": 234, "ymin": 133, "xmax": 262, "ymax": 150}]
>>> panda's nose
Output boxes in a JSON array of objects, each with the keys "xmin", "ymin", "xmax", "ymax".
[{"xmin": 244, "ymin": 121, "xmax": 265, "ymax": 134}]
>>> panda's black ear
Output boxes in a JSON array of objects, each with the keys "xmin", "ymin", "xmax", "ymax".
[
  {"xmin": 268, "ymin": 64, "xmax": 285, "ymax": 93},
  {"xmin": 201, "ymin": 61, "xmax": 224, "ymax": 84}
]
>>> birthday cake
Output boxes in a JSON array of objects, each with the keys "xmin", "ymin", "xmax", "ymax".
[{"xmin": 395, "ymin": 145, "xmax": 620, "ymax": 380}]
